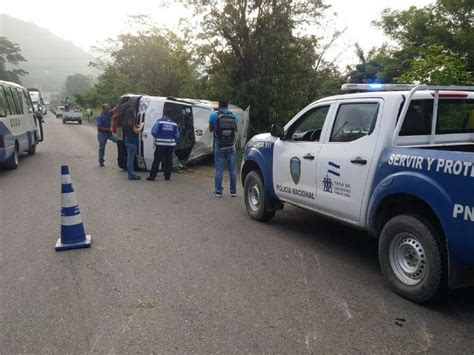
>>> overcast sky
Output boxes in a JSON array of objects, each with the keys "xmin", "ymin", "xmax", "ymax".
[{"xmin": 1, "ymin": 0, "xmax": 434, "ymax": 68}]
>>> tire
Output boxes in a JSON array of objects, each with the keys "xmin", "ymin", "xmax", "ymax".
[
  {"xmin": 6, "ymin": 142, "xmax": 19, "ymax": 169},
  {"xmin": 379, "ymin": 214, "xmax": 447, "ymax": 303},
  {"xmin": 244, "ymin": 170, "xmax": 276, "ymax": 222},
  {"xmin": 63, "ymin": 119, "xmax": 66, "ymax": 124},
  {"xmin": 27, "ymin": 143, "xmax": 36, "ymax": 155},
  {"xmin": 78, "ymin": 120, "xmax": 82, "ymax": 125}
]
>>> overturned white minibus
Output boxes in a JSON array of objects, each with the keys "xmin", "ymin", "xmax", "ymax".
[{"xmin": 116, "ymin": 95, "xmax": 249, "ymax": 170}]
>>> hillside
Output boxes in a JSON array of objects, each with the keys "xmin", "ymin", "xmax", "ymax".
[{"xmin": 0, "ymin": 14, "xmax": 94, "ymax": 92}]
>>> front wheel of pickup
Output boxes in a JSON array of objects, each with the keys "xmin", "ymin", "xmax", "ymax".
[
  {"xmin": 379, "ymin": 214, "xmax": 447, "ymax": 303},
  {"xmin": 244, "ymin": 171, "xmax": 275, "ymax": 222}
]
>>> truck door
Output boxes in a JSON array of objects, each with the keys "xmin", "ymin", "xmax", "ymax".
[
  {"xmin": 273, "ymin": 104, "xmax": 332, "ymax": 208},
  {"xmin": 315, "ymin": 99, "xmax": 383, "ymax": 223}
]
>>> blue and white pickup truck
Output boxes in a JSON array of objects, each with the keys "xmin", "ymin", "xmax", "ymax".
[{"xmin": 241, "ymin": 84, "xmax": 474, "ymax": 302}]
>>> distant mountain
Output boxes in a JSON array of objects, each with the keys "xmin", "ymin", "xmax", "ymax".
[{"xmin": 0, "ymin": 14, "xmax": 94, "ymax": 93}]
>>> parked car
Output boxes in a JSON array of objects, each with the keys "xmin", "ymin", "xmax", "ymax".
[
  {"xmin": 62, "ymin": 110, "xmax": 83, "ymax": 124},
  {"xmin": 55, "ymin": 106, "xmax": 65, "ymax": 118},
  {"xmin": 241, "ymin": 83, "xmax": 474, "ymax": 303}
]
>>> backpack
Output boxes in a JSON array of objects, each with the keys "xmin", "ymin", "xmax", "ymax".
[{"xmin": 215, "ymin": 112, "xmax": 237, "ymax": 149}]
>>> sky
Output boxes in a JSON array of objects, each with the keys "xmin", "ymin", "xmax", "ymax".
[{"xmin": 1, "ymin": 0, "xmax": 434, "ymax": 68}]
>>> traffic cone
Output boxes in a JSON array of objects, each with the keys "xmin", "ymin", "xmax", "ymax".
[{"xmin": 55, "ymin": 165, "xmax": 91, "ymax": 251}]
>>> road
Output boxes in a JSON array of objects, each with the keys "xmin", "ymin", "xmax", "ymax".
[{"xmin": 1, "ymin": 114, "xmax": 473, "ymax": 353}]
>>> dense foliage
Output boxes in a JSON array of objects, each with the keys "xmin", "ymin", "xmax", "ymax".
[
  {"xmin": 0, "ymin": 36, "xmax": 27, "ymax": 83},
  {"xmin": 349, "ymin": 0, "xmax": 473, "ymax": 85},
  {"xmin": 76, "ymin": 0, "xmax": 473, "ymax": 134}
]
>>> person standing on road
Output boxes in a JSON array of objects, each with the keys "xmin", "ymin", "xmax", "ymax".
[
  {"xmin": 97, "ymin": 103, "xmax": 117, "ymax": 167},
  {"xmin": 123, "ymin": 105, "xmax": 144, "ymax": 180},
  {"xmin": 147, "ymin": 108, "xmax": 180, "ymax": 181},
  {"xmin": 209, "ymin": 99, "xmax": 238, "ymax": 197},
  {"xmin": 86, "ymin": 108, "xmax": 93, "ymax": 122}
]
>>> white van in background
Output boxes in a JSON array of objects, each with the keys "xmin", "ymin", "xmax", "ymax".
[
  {"xmin": 0, "ymin": 80, "xmax": 44, "ymax": 169},
  {"xmin": 117, "ymin": 95, "xmax": 249, "ymax": 170}
]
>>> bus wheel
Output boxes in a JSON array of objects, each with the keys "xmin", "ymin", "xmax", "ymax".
[
  {"xmin": 27, "ymin": 143, "xmax": 36, "ymax": 155},
  {"xmin": 27, "ymin": 135, "xmax": 37, "ymax": 155},
  {"xmin": 6, "ymin": 142, "xmax": 19, "ymax": 169}
]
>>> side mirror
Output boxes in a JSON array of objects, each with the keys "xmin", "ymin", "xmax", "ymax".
[
  {"xmin": 270, "ymin": 124, "xmax": 285, "ymax": 139},
  {"xmin": 35, "ymin": 112, "xmax": 44, "ymax": 122}
]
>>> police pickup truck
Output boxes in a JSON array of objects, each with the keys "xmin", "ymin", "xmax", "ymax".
[{"xmin": 241, "ymin": 84, "xmax": 474, "ymax": 302}]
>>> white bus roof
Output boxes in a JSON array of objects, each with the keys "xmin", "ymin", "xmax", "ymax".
[{"xmin": 0, "ymin": 80, "xmax": 26, "ymax": 90}]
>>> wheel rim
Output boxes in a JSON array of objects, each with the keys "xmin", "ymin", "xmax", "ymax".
[
  {"xmin": 247, "ymin": 183, "xmax": 261, "ymax": 212},
  {"xmin": 389, "ymin": 233, "xmax": 427, "ymax": 286}
]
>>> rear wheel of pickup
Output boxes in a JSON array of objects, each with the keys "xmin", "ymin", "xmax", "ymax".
[
  {"xmin": 244, "ymin": 171, "xmax": 275, "ymax": 222},
  {"xmin": 379, "ymin": 214, "xmax": 447, "ymax": 303},
  {"xmin": 62, "ymin": 119, "xmax": 66, "ymax": 124}
]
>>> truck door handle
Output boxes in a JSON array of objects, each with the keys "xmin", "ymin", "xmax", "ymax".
[
  {"xmin": 351, "ymin": 157, "xmax": 367, "ymax": 165},
  {"xmin": 303, "ymin": 154, "xmax": 315, "ymax": 160}
]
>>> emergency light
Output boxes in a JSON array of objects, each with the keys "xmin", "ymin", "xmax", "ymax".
[{"xmin": 341, "ymin": 83, "xmax": 417, "ymax": 92}]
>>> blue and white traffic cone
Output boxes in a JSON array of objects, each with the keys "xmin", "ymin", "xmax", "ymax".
[{"xmin": 55, "ymin": 165, "xmax": 91, "ymax": 251}]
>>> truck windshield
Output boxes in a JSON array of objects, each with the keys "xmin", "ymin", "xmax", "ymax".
[
  {"xmin": 400, "ymin": 99, "xmax": 474, "ymax": 136},
  {"xmin": 29, "ymin": 91, "xmax": 40, "ymax": 103}
]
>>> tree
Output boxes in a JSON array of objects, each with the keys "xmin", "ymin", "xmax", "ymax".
[
  {"xmin": 0, "ymin": 37, "xmax": 28, "ymax": 83},
  {"xmin": 396, "ymin": 44, "xmax": 471, "ymax": 84},
  {"xmin": 183, "ymin": 0, "xmax": 344, "ymax": 132},
  {"xmin": 375, "ymin": 0, "xmax": 473, "ymax": 83},
  {"xmin": 64, "ymin": 74, "xmax": 93, "ymax": 98},
  {"xmin": 81, "ymin": 18, "xmax": 200, "ymax": 107}
]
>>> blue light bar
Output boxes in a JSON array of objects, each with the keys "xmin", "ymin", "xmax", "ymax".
[
  {"xmin": 369, "ymin": 83, "xmax": 383, "ymax": 90},
  {"xmin": 341, "ymin": 83, "xmax": 418, "ymax": 92}
]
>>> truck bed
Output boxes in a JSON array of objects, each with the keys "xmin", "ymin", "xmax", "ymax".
[{"xmin": 420, "ymin": 143, "xmax": 474, "ymax": 153}]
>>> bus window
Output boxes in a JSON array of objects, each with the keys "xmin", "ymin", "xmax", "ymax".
[
  {"xmin": 0, "ymin": 85, "xmax": 9, "ymax": 117},
  {"xmin": 10, "ymin": 87, "xmax": 23, "ymax": 114},
  {"xmin": 15, "ymin": 89, "xmax": 26, "ymax": 114},
  {"xmin": 22, "ymin": 90, "xmax": 34, "ymax": 114},
  {"xmin": 3, "ymin": 85, "xmax": 16, "ymax": 115}
]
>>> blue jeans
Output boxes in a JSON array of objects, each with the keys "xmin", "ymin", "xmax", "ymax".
[
  {"xmin": 214, "ymin": 145, "xmax": 236, "ymax": 194},
  {"xmin": 125, "ymin": 142, "xmax": 138, "ymax": 179},
  {"xmin": 97, "ymin": 132, "xmax": 117, "ymax": 163}
]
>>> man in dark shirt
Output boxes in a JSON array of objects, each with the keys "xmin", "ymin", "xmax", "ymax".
[
  {"xmin": 97, "ymin": 103, "xmax": 117, "ymax": 167},
  {"xmin": 122, "ymin": 106, "xmax": 144, "ymax": 180}
]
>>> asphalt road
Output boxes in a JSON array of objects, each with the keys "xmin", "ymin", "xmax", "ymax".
[{"xmin": 1, "ymin": 114, "xmax": 473, "ymax": 353}]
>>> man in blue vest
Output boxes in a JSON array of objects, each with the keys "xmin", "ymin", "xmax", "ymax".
[
  {"xmin": 97, "ymin": 103, "xmax": 117, "ymax": 167},
  {"xmin": 209, "ymin": 99, "xmax": 238, "ymax": 197},
  {"xmin": 147, "ymin": 108, "xmax": 180, "ymax": 181}
]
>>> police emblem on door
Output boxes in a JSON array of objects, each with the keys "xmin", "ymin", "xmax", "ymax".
[{"xmin": 290, "ymin": 157, "xmax": 301, "ymax": 185}]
